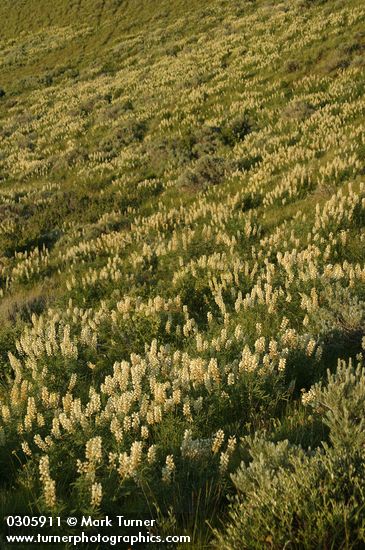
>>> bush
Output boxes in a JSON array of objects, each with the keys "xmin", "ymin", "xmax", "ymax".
[
  {"xmin": 100, "ymin": 118, "xmax": 148, "ymax": 156},
  {"xmin": 192, "ymin": 125, "xmax": 222, "ymax": 157},
  {"xmin": 178, "ymin": 155, "xmax": 227, "ymax": 189},
  {"xmin": 221, "ymin": 113, "xmax": 253, "ymax": 146},
  {"xmin": 283, "ymin": 100, "xmax": 314, "ymax": 120},
  {"xmin": 214, "ymin": 357, "xmax": 365, "ymax": 549}
]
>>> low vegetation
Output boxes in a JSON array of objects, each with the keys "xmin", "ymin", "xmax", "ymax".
[{"xmin": 0, "ymin": 0, "xmax": 364, "ymax": 547}]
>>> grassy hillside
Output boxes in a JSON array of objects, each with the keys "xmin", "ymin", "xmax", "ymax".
[
  {"xmin": 0, "ymin": 0, "xmax": 365, "ymax": 547},
  {"xmin": 0, "ymin": 0, "xmax": 210, "ymax": 91},
  {"xmin": 0, "ymin": 0, "xmax": 205, "ymax": 39}
]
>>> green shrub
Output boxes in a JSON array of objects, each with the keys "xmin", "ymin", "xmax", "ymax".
[
  {"xmin": 178, "ymin": 155, "xmax": 227, "ymax": 189},
  {"xmin": 192, "ymin": 125, "xmax": 222, "ymax": 157},
  {"xmin": 221, "ymin": 113, "xmax": 253, "ymax": 146},
  {"xmin": 214, "ymin": 357, "xmax": 365, "ymax": 549}
]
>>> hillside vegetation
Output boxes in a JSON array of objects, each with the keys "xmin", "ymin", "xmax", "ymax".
[{"xmin": 1, "ymin": 0, "xmax": 365, "ymax": 547}]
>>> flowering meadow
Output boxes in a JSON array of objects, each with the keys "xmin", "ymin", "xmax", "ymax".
[{"xmin": 0, "ymin": 0, "xmax": 365, "ymax": 547}]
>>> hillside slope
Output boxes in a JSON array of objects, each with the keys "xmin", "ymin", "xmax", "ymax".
[
  {"xmin": 0, "ymin": 0, "xmax": 203, "ymax": 38},
  {"xmin": 0, "ymin": 0, "xmax": 210, "ymax": 91},
  {"xmin": 0, "ymin": 0, "xmax": 365, "ymax": 547}
]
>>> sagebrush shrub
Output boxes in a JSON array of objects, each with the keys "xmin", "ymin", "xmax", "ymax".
[
  {"xmin": 214, "ymin": 357, "xmax": 365, "ymax": 549},
  {"xmin": 178, "ymin": 155, "xmax": 227, "ymax": 189}
]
